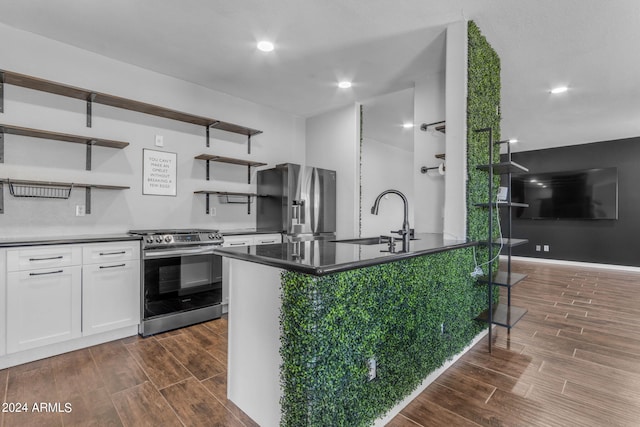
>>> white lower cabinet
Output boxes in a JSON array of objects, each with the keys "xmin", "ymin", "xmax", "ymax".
[
  {"xmin": 7, "ymin": 265, "xmax": 82, "ymax": 353},
  {"xmin": 82, "ymin": 260, "xmax": 140, "ymax": 336},
  {"xmin": 4, "ymin": 241, "xmax": 141, "ymax": 359}
]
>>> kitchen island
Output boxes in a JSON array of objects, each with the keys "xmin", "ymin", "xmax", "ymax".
[{"xmin": 215, "ymin": 233, "xmax": 488, "ymax": 427}]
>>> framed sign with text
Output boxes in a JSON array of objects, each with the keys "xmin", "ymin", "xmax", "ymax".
[{"xmin": 143, "ymin": 149, "xmax": 177, "ymax": 196}]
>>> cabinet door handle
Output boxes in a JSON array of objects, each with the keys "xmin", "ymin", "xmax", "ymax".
[
  {"xmin": 99, "ymin": 263, "xmax": 126, "ymax": 269},
  {"xmin": 99, "ymin": 251, "xmax": 127, "ymax": 256},
  {"xmin": 29, "ymin": 255, "xmax": 64, "ymax": 261},
  {"xmin": 260, "ymin": 240, "xmax": 276, "ymax": 244},
  {"xmin": 230, "ymin": 242, "xmax": 246, "ymax": 246},
  {"xmin": 29, "ymin": 269, "xmax": 63, "ymax": 276}
]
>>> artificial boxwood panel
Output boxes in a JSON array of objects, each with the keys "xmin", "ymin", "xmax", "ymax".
[
  {"xmin": 280, "ymin": 248, "xmax": 486, "ymax": 427},
  {"xmin": 467, "ymin": 20, "xmax": 502, "ymax": 276}
]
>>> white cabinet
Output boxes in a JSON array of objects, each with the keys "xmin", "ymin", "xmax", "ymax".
[
  {"xmin": 82, "ymin": 242, "xmax": 140, "ymax": 336},
  {"xmin": 223, "ymin": 233, "xmax": 282, "ymax": 247},
  {"xmin": 253, "ymin": 233, "xmax": 282, "ymax": 245},
  {"xmin": 222, "ymin": 236, "xmax": 255, "ymax": 248},
  {"xmin": 5, "ymin": 241, "xmax": 140, "ymax": 355},
  {"xmin": 7, "ymin": 250, "xmax": 82, "ymax": 353}
]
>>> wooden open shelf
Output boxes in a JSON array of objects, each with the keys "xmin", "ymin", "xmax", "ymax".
[
  {"xmin": 0, "ymin": 123, "xmax": 129, "ymax": 148},
  {"xmin": 194, "ymin": 190, "xmax": 257, "ymax": 197},
  {"xmin": 0, "ymin": 69, "xmax": 262, "ymax": 137},
  {"xmin": 1, "ymin": 178, "xmax": 129, "ymax": 191},
  {"xmin": 194, "ymin": 154, "xmax": 266, "ymax": 168}
]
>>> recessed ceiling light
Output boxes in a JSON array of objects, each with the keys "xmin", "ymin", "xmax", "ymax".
[
  {"xmin": 338, "ymin": 81, "xmax": 352, "ymax": 89},
  {"xmin": 403, "ymin": 123, "xmax": 414, "ymax": 129},
  {"xmin": 550, "ymin": 86, "xmax": 568, "ymax": 94},
  {"xmin": 257, "ymin": 41, "xmax": 274, "ymax": 52}
]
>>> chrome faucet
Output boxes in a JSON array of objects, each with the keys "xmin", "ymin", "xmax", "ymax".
[{"xmin": 371, "ymin": 189, "xmax": 411, "ymax": 248}]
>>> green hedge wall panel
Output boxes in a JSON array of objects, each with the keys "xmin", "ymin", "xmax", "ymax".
[{"xmin": 280, "ymin": 249, "xmax": 487, "ymax": 426}]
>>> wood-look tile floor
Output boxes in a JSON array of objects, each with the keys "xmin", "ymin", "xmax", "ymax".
[
  {"xmin": 2, "ymin": 259, "xmax": 639, "ymax": 426},
  {"xmin": 389, "ymin": 260, "xmax": 640, "ymax": 427},
  {"xmin": 0, "ymin": 315, "xmax": 258, "ymax": 427}
]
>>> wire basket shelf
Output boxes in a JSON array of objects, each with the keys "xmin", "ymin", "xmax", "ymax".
[{"xmin": 8, "ymin": 181, "xmax": 74, "ymax": 199}]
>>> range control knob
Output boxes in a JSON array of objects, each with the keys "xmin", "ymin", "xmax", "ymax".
[
  {"xmin": 164, "ymin": 236, "xmax": 172, "ymax": 243},
  {"xmin": 146, "ymin": 238, "xmax": 154, "ymax": 244},
  {"xmin": 208, "ymin": 234, "xmax": 214, "ymax": 239},
  {"xmin": 155, "ymin": 237, "xmax": 163, "ymax": 243}
]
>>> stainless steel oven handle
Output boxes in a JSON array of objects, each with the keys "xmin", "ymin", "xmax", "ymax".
[{"xmin": 144, "ymin": 246, "xmax": 218, "ymax": 259}]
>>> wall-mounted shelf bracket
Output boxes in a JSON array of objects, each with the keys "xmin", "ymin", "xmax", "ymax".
[
  {"xmin": 206, "ymin": 121, "xmax": 220, "ymax": 147},
  {"xmin": 0, "ymin": 71, "xmax": 4, "ymax": 113},
  {"xmin": 420, "ymin": 120, "xmax": 446, "ymax": 134},
  {"xmin": 85, "ymin": 187, "xmax": 92, "ymax": 214},
  {"xmin": 86, "ymin": 92, "xmax": 96, "ymax": 128},
  {"xmin": 0, "ymin": 182, "xmax": 4, "ymax": 214},
  {"xmin": 85, "ymin": 141, "xmax": 96, "ymax": 171},
  {"xmin": 248, "ymin": 134, "xmax": 252, "ymax": 154},
  {"xmin": 0, "ymin": 130, "xmax": 4, "ymax": 163}
]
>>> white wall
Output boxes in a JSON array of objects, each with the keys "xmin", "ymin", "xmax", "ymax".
[
  {"xmin": 0, "ymin": 23, "xmax": 305, "ymax": 237},
  {"xmin": 305, "ymin": 104, "xmax": 359, "ymax": 239},
  {"xmin": 443, "ymin": 20, "xmax": 468, "ymax": 240},
  {"xmin": 360, "ymin": 138, "xmax": 414, "ymax": 237},
  {"xmin": 413, "ymin": 72, "xmax": 446, "ymax": 233}
]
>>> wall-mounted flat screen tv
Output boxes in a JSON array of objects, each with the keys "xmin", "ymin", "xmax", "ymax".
[{"xmin": 511, "ymin": 167, "xmax": 618, "ymax": 220}]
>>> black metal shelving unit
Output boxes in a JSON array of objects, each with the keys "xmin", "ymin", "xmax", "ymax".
[{"xmin": 474, "ymin": 127, "xmax": 529, "ymax": 353}]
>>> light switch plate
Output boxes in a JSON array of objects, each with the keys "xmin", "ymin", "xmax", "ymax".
[
  {"xmin": 155, "ymin": 134, "xmax": 164, "ymax": 147},
  {"xmin": 75, "ymin": 205, "xmax": 86, "ymax": 217}
]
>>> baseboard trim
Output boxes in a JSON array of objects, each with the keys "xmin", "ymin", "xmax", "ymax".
[{"xmin": 504, "ymin": 255, "xmax": 640, "ymax": 273}]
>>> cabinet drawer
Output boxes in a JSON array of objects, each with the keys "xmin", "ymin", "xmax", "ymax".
[
  {"xmin": 82, "ymin": 242, "xmax": 140, "ymax": 264},
  {"xmin": 254, "ymin": 234, "xmax": 282, "ymax": 245},
  {"xmin": 7, "ymin": 245, "xmax": 82, "ymax": 272},
  {"xmin": 222, "ymin": 236, "xmax": 254, "ymax": 248}
]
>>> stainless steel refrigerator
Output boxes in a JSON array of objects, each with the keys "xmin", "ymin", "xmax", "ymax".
[{"xmin": 257, "ymin": 163, "xmax": 336, "ymax": 241}]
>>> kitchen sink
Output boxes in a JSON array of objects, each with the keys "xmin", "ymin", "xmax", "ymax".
[{"xmin": 331, "ymin": 236, "xmax": 419, "ymax": 245}]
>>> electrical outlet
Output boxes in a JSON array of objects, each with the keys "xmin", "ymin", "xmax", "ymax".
[
  {"xmin": 75, "ymin": 205, "xmax": 86, "ymax": 217},
  {"xmin": 155, "ymin": 134, "xmax": 164, "ymax": 147},
  {"xmin": 209, "ymin": 207, "xmax": 216, "ymax": 216},
  {"xmin": 543, "ymin": 245, "xmax": 550, "ymax": 252},
  {"xmin": 367, "ymin": 358, "xmax": 377, "ymax": 381},
  {"xmin": 536, "ymin": 245, "xmax": 541, "ymax": 252}
]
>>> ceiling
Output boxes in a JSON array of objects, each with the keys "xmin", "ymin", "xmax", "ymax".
[{"xmin": 0, "ymin": 0, "xmax": 639, "ymax": 152}]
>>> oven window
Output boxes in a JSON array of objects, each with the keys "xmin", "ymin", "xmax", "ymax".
[{"xmin": 144, "ymin": 253, "xmax": 222, "ymax": 318}]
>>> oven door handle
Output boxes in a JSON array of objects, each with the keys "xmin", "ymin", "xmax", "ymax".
[{"xmin": 144, "ymin": 246, "xmax": 218, "ymax": 259}]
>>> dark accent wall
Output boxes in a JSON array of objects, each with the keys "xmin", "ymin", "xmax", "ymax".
[{"xmin": 504, "ymin": 136, "xmax": 640, "ymax": 266}]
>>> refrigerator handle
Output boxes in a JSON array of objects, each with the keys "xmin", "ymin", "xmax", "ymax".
[
  {"xmin": 312, "ymin": 168, "xmax": 320, "ymax": 232},
  {"xmin": 292, "ymin": 200, "xmax": 305, "ymax": 224}
]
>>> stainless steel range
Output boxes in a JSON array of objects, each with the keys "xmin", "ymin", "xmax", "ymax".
[{"xmin": 129, "ymin": 229, "xmax": 224, "ymax": 336}]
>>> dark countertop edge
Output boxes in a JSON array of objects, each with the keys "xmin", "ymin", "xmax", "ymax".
[
  {"xmin": 214, "ymin": 240, "xmax": 478, "ymax": 276},
  {"xmin": 222, "ymin": 229, "xmax": 283, "ymax": 236},
  {"xmin": 0, "ymin": 234, "xmax": 142, "ymax": 248}
]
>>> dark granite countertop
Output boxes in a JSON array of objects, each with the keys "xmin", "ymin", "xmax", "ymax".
[
  {"xmin": 0, "ymin": 234, "xmax": 141, "ymax": 248},
  {"xmin": 214, "ymin": 233, "xmax": 476, "ymax": 276},
  {"xmin": 222, "ymin": 229, "xmax": 283, "ymax": 236}
]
